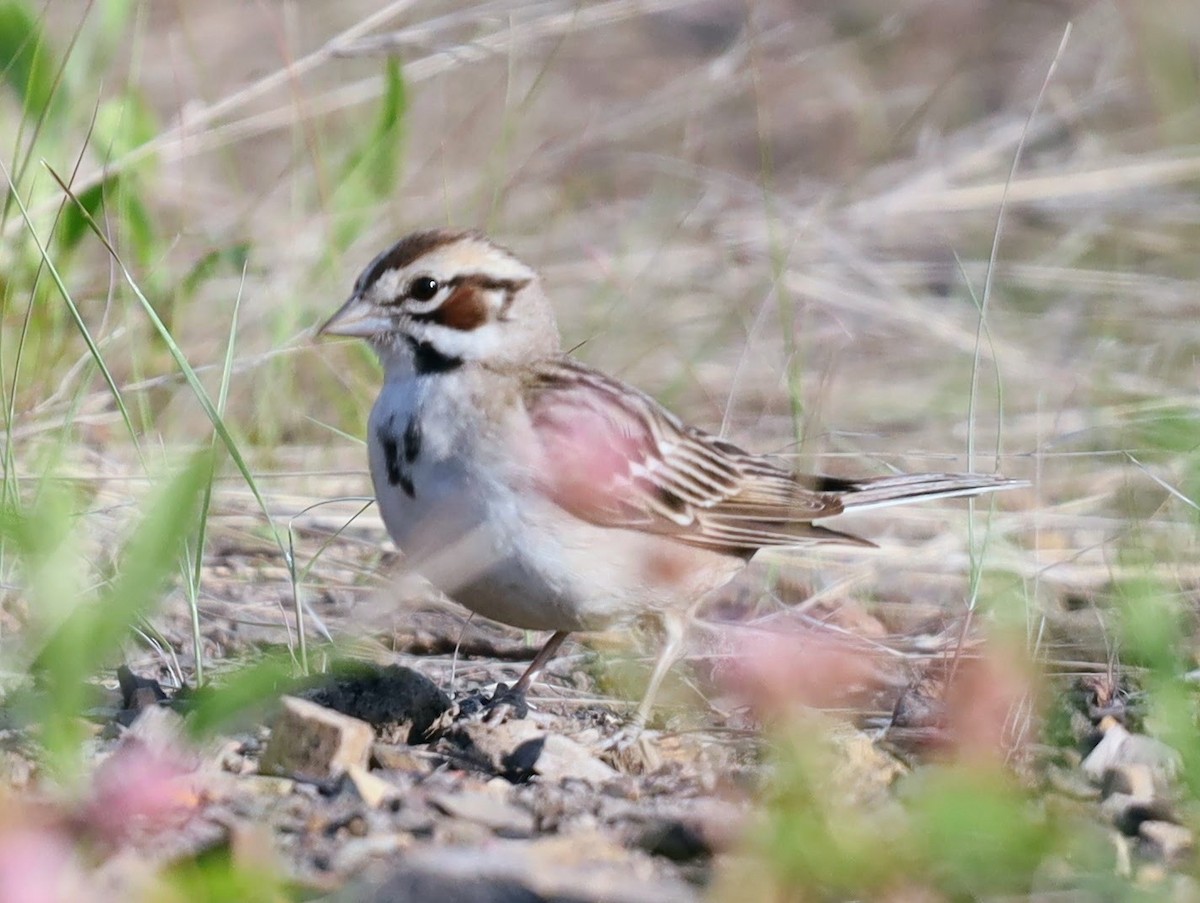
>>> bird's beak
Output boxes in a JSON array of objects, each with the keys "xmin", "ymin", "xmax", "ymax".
[{"xmin": 316, "ymin": 295, "xmax": 391, "ymax": 338}]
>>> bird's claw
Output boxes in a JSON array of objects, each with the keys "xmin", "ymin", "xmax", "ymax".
[{"xmin": 450, "ymin": 682, "xmax": 531, "ymax": 725}]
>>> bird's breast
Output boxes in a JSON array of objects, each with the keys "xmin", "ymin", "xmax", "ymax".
[{"xmin": 363, "ymin": 373, "xmax": 744, "ymax": 633}]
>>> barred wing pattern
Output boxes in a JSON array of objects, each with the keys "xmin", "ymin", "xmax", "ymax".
[
  {"xmin": 524, "ymin": 358, "xmax": 1019, "ymax": 557},
  {"xmin": 526, "ymin": 359, "xmax": 855, "ymax": 556}
]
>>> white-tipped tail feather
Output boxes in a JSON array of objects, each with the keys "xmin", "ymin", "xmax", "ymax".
[{"xmin": 834, "ymin": 472, "xmax": 1028, "ymax": 513}]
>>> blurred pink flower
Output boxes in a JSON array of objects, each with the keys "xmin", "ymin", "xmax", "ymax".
[
  {"xmin": 889, "ymin": 641, "xmax": 1037, "ymax": 763},
  {"xmin": 941, "ymin": 643, "xmax": 1035, "ymax": 764},
  {"xmin": 721, "ymin": 626, "xmax": 882, "ymax": 716},
  {"xmin": 0, "ymin": 824, "xmax": 88, "ymax": 903},
  {"xmin": 83, "ymin": 737, "xmax": 202, "ymax": 844}
]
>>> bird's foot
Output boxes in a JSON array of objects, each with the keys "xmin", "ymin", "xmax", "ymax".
[
  {"xmin": 600, "ymin": 720, "xmax": 663, "ymax": 773},
  {"xmin": 602, "ymin": 719, "xmax": 648, "ymax": 752},
  {"xmin": 454, "ymin": 682, "xmax": 531, "ymax": 724}
]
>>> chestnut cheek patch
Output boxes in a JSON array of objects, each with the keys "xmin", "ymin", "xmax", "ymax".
[{"xmin": 436, "ymin": 283, "xmax": 491, "ymax": 331}]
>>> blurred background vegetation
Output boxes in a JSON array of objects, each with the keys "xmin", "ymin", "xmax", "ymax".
[{"xmin": 2, "ymin": 0, "xmax": 1200, "ymax": 899}]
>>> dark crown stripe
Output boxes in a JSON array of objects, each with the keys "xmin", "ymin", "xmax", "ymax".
[{"xmin": 354, "ymin": 229, "xmax": 477, "ymax": 295}]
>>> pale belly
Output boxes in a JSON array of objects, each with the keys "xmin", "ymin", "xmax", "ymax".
[{"xmin": 368, "ymin": 390, "xmax": 595, "ymax": 630}]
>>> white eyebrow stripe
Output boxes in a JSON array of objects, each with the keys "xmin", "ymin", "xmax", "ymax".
[{"xmin": 404, "ymin": 291, "xmax": 447, "ymax": 315}]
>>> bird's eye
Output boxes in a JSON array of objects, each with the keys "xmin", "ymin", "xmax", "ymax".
[{"xmin": 408, "ymin": 276, "xmax": 440, "ymax": 302}]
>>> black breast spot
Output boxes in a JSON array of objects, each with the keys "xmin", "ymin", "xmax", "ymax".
[
  {"xmin": 376, "ymin": 423, "xmax": 415, "ymax": 498},
  {"xmin": 403, "ymin": 416, "xmax": 422, "ymax": 463}
]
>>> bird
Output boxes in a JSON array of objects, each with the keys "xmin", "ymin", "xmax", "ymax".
[{"xmin": 317, "ymin": 229, "xmax": 1023, "ymax": 724}]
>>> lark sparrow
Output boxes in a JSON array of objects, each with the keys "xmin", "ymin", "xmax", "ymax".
[{"xmin": 318, "ymin": 229, "xmax": 1023, "ymax": 723}]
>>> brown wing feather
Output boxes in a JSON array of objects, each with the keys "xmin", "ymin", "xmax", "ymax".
[{"xmin": 523, "ymin": 359, "xmax": 861, "ymax": 556}]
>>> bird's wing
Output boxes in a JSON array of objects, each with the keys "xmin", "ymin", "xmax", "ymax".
[{"xmin": 522, "ymin": 358, "xmax": 861, "ymax": 556}]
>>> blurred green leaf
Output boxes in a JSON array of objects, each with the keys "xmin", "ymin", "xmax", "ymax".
[
  {"xmin": 1129, "ymin": 406, "xmax": 1200, "ymax": 456},
  {"xmin": 0, "ymin": 481, "xmax": 80, "ymax": 625},
  {"xmin": 94, "ymin": 93, "xmax": 158, "ymax": 159},
  {"xmin": 56, "ymin": 179, "xmax": 107, "ymax": 252},
  {"xmin": 181, "ymin": 244, "xmax": 251, "ymax": 299},
  {"xmin": 1143, "ymin": 677, "xmax": 1198, "ymax": 794},
  {"xmin": 160, "ymin": 843, "xmax": 287, "ymax": 902},
  {"xmin": 755, "ymin": 724, "xmax": 913, "ymax": 897},
  {"xmin": 366, "ymin": 59, "xmax": 407, "ymax": 194},
  {"xmin": 56, "ymin": 174, "xmax": 157, "ymax": 262},
  {"xmin": 95, "ymin": 0, "xmax": 136, "ymax": 48},
  {"xmin": 183, "ymin": 653, "xmax": 300, "ymax": 739},
  {"xmin": 355, "ymin": 58, "xmax": 408, "ymax": 196},
  {"xmin": 1183, "ymin": 454, "xmax": 1200, "ymax": 526},
  {"xmin": 115, "ymin": 177, "xmax": 158, "ymax": 265},
  {"xmin": 31, "ymin": 453, "xmax": 211, "ymax": 770},
  {"xmin": 89, "ymin": 95, "xmax": 161, "ymax": 266},
  {"xmin": 1113, "ymin": 571, "xmax": 1185, "ymax": 676},
  {"xmin": 0, "ymin": 0, "xmax": 60, "ymax": 117},
  {"xmin": 908, "ymin": 767, "xmax": 1055, "ymax": 897},
  {"xmin": 332, "ymin": 59, "xmax": 407, "ymax": 249}
]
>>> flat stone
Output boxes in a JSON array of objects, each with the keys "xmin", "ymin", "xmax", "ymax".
[
  {"xmin": 347, "ymin": 764, "xmax": 400, "ymax": 809},
  {"xmin": 388, "ymin": 799, "xmax": 436, "ymax": 836},
  {"xmin": 242, "ymin": 775, "xmax": 296, "ymax": 797},
  {"xmin": 443, "ymin": 720, "xmax": 544, "ymax": 777},
  {"xmin": 344, "ymin": 838, "xmax": 698, "ymax": 903},
  {"xmin": 1120, "ymin": 735, "xmax": 1183, "ymax": 780},
  {"xmin": 430, "ymin": 789, "xmax": 536, "ymax": 838},
  {"xmin": 828, "ymin": 724, "xmax": 907, "ymax": 807},
  {"xmin": 1046, "ymin": 765, "xmax": 1101, "ymax": 801},
  {"xmin": 1101, "ymin": 763, "xmax": 1156, "ymax": 800},
  {"xmin": 259, "ymin": 696, "xmax": 374, "ymax": 780},
  {"xmin": 1082, "ymin": 723, "xmax": 1132, "ymax": 782},
  {"xmin": 373, "ymin": 742, "xmax": 434, "ymax": 775},
  {"xmin": 331, "ymin": 834, "xmax": 411, "ymax": 874},
  {"xmin": 1100, "ymin": 792, "xmax": 1175, "ymax": 836},
  {"xmin": 1136, "ymin": 862, "xmax": 1168, "ymax": 886},
  {"xmin": 1139, "ymin": 820, "xmax": 1194, "ymax": 866},
  {"xmin": 1083, "ymin": 725, "xmax": 1181, "ymax": 786},
  {"xmin": 445, "ymin": 721, "xmax": 621, "ymax": 785},
  {"xmin": 523, "ymin": 734, "xmax": 620, "ymax": 785}
]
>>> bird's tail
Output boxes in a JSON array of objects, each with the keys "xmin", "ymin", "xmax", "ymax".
[{"xmin": 816, "ymin": 472, "xmax": 1027, "ymax": 513}]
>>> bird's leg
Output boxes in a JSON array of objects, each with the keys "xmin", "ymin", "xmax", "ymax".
[
  {"xmin": 469, "ymin": 629, "xmax": 570, "ymax": 724},
  {"xmin": 507, "ymin": 629, "xmax": 571, "ymax": 697},
  {"xmin": 635, "ymin": 611, "xmax": 687, "ymax": 727},
  {"xmin": 600, "ymin": 613, "xmax": 690, "ymax": 761}
]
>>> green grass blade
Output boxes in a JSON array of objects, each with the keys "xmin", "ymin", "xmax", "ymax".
[
  {"xmin": 185, "ymin": 265, "xmax": 248, "ymax": 686},
  {"xmin": 0, "ymin": 154, "xmax": 147, "ymax": 472},
  {"xmin": 46, "ymin": 166, "xmax": 290, "ymax": 580},
  {"xmin": 31, "ymin": 452, "xmax": 211, "ymax": 773}
]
